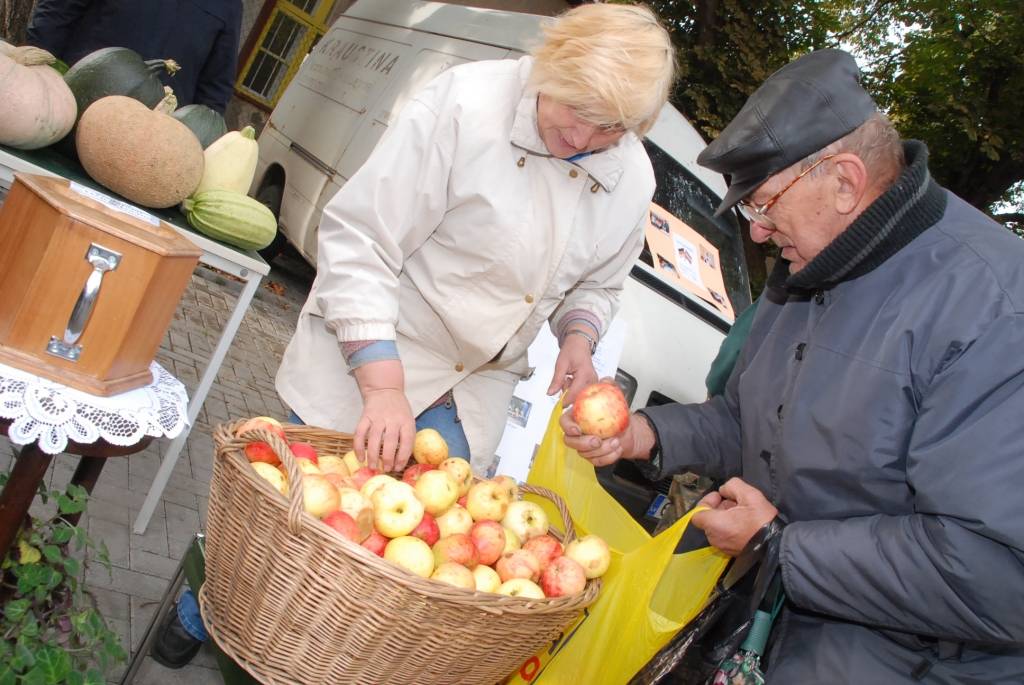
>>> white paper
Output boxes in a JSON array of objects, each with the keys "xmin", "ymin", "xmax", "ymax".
[
  {"xmin": 672, "ymin": 234, "xmax": 704, "ymax": 287},
  {"xmin": 70, "ymin": 182, "xmax": 161, "ymax": 227},
  {"xmin": 493, "ymin": 318, "xmax": 627, "ymax": 482}
]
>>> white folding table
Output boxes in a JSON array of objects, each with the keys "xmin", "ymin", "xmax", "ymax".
[{"xmin": 0, "ymin": 145, "xmax": 271, "ymax": 533}]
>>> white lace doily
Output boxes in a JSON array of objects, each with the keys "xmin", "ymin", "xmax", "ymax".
[{"xmin": 0, "ymin": 361, "xmax": 188, "ymax": 455}]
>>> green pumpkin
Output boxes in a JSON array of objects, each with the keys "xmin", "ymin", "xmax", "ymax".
[
  {"xmin": 55, "ymin": 47, "xmax": 179, "ymax": 158},
  {"xmin": 172, "ymin": 104, "xmax": 228, "ymax": 149}
]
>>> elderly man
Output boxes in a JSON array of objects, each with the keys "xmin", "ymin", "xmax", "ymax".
[{"xmin": 563, "ymin": 49, "xmax": 1024, "ymax": 682}]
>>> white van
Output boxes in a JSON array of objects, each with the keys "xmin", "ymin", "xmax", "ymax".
[{"xmin": 253, "ymin": 0, "xmax": 752, "ymax": 526}]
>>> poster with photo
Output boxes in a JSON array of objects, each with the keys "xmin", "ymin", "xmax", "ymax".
[{"xmin": 645, "ymin": 202, "xmax": 735, "ymax": 321}]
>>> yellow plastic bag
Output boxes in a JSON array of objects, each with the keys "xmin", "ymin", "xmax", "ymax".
[{"xmin": 508, "ymin": 402, "xmax": 729, "ymax": 684}]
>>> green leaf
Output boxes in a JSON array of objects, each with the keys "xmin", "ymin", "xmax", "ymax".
[
  {"xmin": 57, "ymin": 494, "xmax": 85, "ymax": 515},
  {"xmin": 42, "ymin": 545, "xmax": 63, "ymax": 564},
  {"xmin": 63, "ymin": 556, "xmax": 81, "ymax": 577},
  {"xmin": 65, "ymin": 483, "xmax": 88, "ymax": 500},
  {"xmin": 51, "ymin": 525, "xmax": 73, "ymax": 545},
  {"xmin": 16, "ymin": 563, "xmax": 48, "ymax": 593},
  {"xmin": 25, "ymin": 647, "xmax": 71, "ymax": 684},
  {"xmin": 3, "ymin": 598, "xmax": 30, "ymax": 623},
  {"xmin": 83, "ymin": 670, "xmax": 106, "ymax": 685},
  {"xmin": 13, "ymin": 642, "xmax": 35, "ymax": 669},
  {"xmin": 0, "ymin": 664, "xmax": 17, "ymax": 685},
  {"xmin": 66, "ymin": 673, "xmax": 84, "ymax": 685},
  {"xmin": 21, "ymin": 616, "xmax": 40, "ymax": 638}
]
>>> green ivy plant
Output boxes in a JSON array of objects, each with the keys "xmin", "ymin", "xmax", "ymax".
[{"xmin": 0, "ymin": 475, "xmax": 127, "ymax": 684}]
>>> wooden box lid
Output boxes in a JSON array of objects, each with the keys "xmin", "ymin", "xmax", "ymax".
[{"xmin": 0, "ymin": 174, "xmax": 202, "ymax": 395}]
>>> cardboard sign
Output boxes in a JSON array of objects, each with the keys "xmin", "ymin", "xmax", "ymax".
[{"xmin": 645, "ymin": 202, "xmax": 735, "ymax": 321}]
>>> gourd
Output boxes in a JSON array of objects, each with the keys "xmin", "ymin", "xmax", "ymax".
[
  {"xmin": 58, "ymin": 47, "xmax": 179, "ymax": 158},
  {"xmin": 76, "ymin": 88, "xmax": 204, "ymax": 208},
  {"xmin": 182, "ymin": 189, "xmax": 277, "ymax": 250},
  {"xmin": 172, "ymin": 104, "xmax": 228, "ymax": 149},
  {"xmin": 0, "ymin": 44, "xmax": 77, "ymax": 149},
  {"xmin": 193, "ymin": 126, "xmax": 259, "ymax": 196}
]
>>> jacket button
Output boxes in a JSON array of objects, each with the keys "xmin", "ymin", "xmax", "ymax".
[
  {"xmin": 517, "ymin": 157, "xmax": 525, "ymax": 168},
  {"xmin": 815, "ymin": 291, "xmax": 825, "ymax": 305},
  {"xmin": 455, "ymin": 362, "xmax": 465, "ymax": 372},
  {"xmin": 760, "ymin": 450, "xmax": 772, "ymax": 463},
  {"xmin": 525, "ymin": 294, "xmax": 534, "ymax": 304},
  {"xmin": 795, "ymin": 343, "xmax": 806, "ymax": 360},
  {"xmin": 569, "ymin": 169, "xmax": 579, "ymax": 178}
]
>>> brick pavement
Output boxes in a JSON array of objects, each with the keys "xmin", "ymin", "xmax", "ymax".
[{"xmin": 0, "ymin": 252, "xmax": 315, "ymax": 683}]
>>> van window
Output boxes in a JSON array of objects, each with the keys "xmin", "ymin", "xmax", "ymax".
[{"xmin": 641, "ymin": 139, "xmax": 752, "ymax": 314}]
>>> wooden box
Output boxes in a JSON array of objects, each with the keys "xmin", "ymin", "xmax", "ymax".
[{"xmin": 0, "ymin": 174, "xmax": 202, "ymax": 395}]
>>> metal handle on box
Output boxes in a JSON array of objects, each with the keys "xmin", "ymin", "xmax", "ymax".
[{"xmin": 47, "ymin": 243, "xmax": 122, "ymax": 362}]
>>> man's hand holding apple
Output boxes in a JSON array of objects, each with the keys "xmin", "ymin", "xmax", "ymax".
[{"xmin": 691, "ymin": 478, "xmax": 778, "ymax": 556}]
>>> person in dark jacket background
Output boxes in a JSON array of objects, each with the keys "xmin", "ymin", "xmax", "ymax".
[
  {"xmin": 26, "ymin": 0, "xmax": 242, "ymax": 113},
  {"xmin": 563, "ymin": 48, "xmax": 1024, "ymax": 683}
]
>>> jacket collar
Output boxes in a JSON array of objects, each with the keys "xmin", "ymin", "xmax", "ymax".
[{"xmin": 509, "ymin": 62, "xmax": 628, "ymax": 193}]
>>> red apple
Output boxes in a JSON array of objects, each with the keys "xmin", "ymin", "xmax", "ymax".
[
  {"xmin": 457, "ymin": 494, "xmax": 468, "ymax": 508},
  {"xmin": 469, "ymin": 520, "xmax": 506, "ymax": 566},
  {"xmin": 410, "ymin": 511, "xmax": 441, "ymax": 547},
  {"xmin": 236, "ymin": 416, "xmax": 287, "ymax": 441},
  {"xmin": 244, "ymin": 441, "xmax": 281, "ymax": 466},
  {"xmin": 540, "ymin": 556, "xmax": 587, "ymax": 597},
  {"xmin": 351, "ymin": 466, "xmax": 381, "ymax": 491},
  {"xmin": 322, "ymin": 510, "xmax": 360, "ymax": 543},
  {"xmin": 362, "ymin": 530, "xmax": 389, "ymax": 556},
  {"xmin": 572, "ymin": 381, "xmax": 630, "ymax": 439},
  {"xmin": 289, "ymin": 441, "xmax": 319, "ymax": 466},
  {"xmin": 495, "ymin": 549, "xmax": 541, "ymax": 583},
  {"xmin": 432, "ymin": 533, "xmax": 479, "ymax": 569},
  {"xmin": 402, "ymin": 462, "xmax": 437, "ymax": 486},
  {"xmin": 523, "ymin": 534, "xmax": 563, "ymax": 572}
]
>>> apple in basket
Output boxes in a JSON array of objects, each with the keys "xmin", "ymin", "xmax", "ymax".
[
  {"xmin": 572, "ymin": 381, "xmax": 630, "ymax": 439},
  {"xmin": 414, "ymin": 469, "xmax": 459, "ymax": 515},
  {"xmin": 502, "ymin": 500, "xmax": 549, "ymax": 542},
  {"xmin": 336, "ymin": 487, "xmax": 374, "ymax": 542},
  {"xmin": 496, "ymin": 549, "xmax": 541, "ymax": 583},
  {"xmin": 372, "ymin": 481, "xmax": 425, "ymax": 538},
  {"xmin": 361, "ymin": 473, "xmax": 399, "ymax": 500},
  {"xmin": 410, "ymin": 511, "xmax": 441, "ymax": 547},
  {"xmin": 351, "ymin": 466, "xmax": 381, "ymax": 490},
  {"xmin": 413, "ymin": 428, "xmax": 449, "ymax": 466},
  {"xmin": 237, "ymin": 416, "xmax": 287, "ymax": 441},
  {"xmin": 469, "ymin": 520, "xmax": 506, "ymax": 566},
  {"xmin": 251, "ymin": 462, "xmax": 288, "ymax": 496},
  {"xmin": 384, "ymin": 535, "xmax": 435, "ymax": 578},
  {"xmin": 473, "ymin": 564, "xmax": 502, "ymax": 594},
  {"xmin": 322, "ymin": 510, "xmax": 361, "ymax": 543},
  {"xmin": 438, "ymin": 458, "xmax": 473, "ymax": 497},
  {"xmin": 402, "ymin": 462, "xmax": 436, "ymax": 486},
  {"xmin": 497, "ymin": 578, "xmax": 545, "ymax": 600},
  {"xmin": 285, "ymin": 459, "xmax": 321, "ymax": 478},
  {"xmin": 318, "ymin": 455, "xmax": 350, "ymax": 478},
  {"xmin": 502, "ymin": 526, "xmax": 521, "ymax": 554},
  {"xmin": 540, "ymin": 556, "xmax": 588, "ymax": 598},
  {"xmin": 302, "ymin": 474, "xmax": 340, "ymax": 518},
  {"xmin": 564, "ymin": 534, "xmax": 611, "ymax": 579},
  {"xmin": 433, "ymin": 533, "xmax": 479, "ymax": 569},
  {"xmin": 290, "ymin": 441, "xmax": 319, "ymax": 466},
  {"xmin": 322, "ymin": 472, "xmax": 352, "ymax": 492},
  {"xmin": 436, "ymin": 505, "xmax": 474, "ymax": 538},
  {"xmin": 493, "ymin": 474, "xmax": 519, "ymax": 503},
  {"xmin": 342, "ymin": 450, "xmax": 364, "ymax": 474},
  {"xmin": 465, "ymin": 480, "xmax": 511, "ymax": 522},
  {"xmin": 431, "ymin": 562, "xmax": 476, "ymax": 589},
  {"xmin": 362, "ymin": 530, "xmax": 389, "ymax": 557},
  {"xmin": 523, "ymin": 534, "xmax": 563, "ymax": 572}
]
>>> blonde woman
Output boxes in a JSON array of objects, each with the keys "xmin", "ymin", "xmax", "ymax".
[{"xmin": 276, "ymin": 3, "xmax": 675, "ymax": 474}]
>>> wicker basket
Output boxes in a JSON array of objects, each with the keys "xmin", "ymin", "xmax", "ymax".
[{"xmin": 200, "ymin": 421, "xmax": 601, "ymax": 684}]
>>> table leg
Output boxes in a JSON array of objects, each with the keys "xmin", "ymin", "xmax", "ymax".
[
  {"xmin": 133, "ymin": 274, "xmax": 262, "ymax": 534},
  {"xmin": 0, "ymin": 442, "xmax": 54, "ymax": 561},
  {"xmin": 63, "ymin": 455, "xmax": 107, "ymax": 527}
]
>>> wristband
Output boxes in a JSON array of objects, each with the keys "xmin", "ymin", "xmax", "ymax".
[{"xmin": 563, "ymin": 328, "xmax": 598, "ymax": 354}]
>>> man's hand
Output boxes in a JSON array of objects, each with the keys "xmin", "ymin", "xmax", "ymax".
[
  {"xmin": 560, "ymin": 409, "xmax": 656, "ymax": 468},
  {"xmin": 691, "ymin": 478, "xmax": 779, "ymax": 556},
  {"xmin": 547, "ymin": 331, "xmax": 599, "ymax": 405},
  {"xmin": 353, "ymin": 360, "xmax": 415, "ymax": 472}
]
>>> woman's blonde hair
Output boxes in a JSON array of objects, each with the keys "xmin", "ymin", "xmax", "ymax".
[{"xmin": 529, "ymin": 3, "xmax": 675, "ymax": 137}]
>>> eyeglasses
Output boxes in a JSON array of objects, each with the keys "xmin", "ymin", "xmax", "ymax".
[
  {"xmin": 737, "ymin": 154, "xmax": 838, "ymax": 228},
  {"xmin": 570, "ymin": 107, "xmax": 625, "ymax": 136}
]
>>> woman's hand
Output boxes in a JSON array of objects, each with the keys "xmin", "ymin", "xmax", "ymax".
[
  {"xmin": 560, "ymin": 409, "xmax": 656, "ymax": 468},
  {"xmin": 353, "ymin": 360, "xmax": 415, "ymax": 472},
  {"xmin": 691, "ymin": 478, "xmax": 779, "ymax": 556},
  {"xmin": 547, "ymin": 330, "xmax": 599, "ymax": 405}
]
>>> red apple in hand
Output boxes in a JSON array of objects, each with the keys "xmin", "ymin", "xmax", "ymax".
[{"xmin": 572, "ymin": 381, "xmax": 630, "ymax": 438}]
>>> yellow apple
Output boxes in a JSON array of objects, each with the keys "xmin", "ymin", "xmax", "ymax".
[
  {"xmin": 342, "ymin": 450, "xmax": 363, "ymax": 474},
  {"xmin": 501, "ymin": 525, "xmax": 521, "ymax": 554},
  {"xmin": 301, "ymin": 473, "xmax": 340, "ymax": 518},
  {"xmin": 318, "ymin": 455, "xmax": 350, "ymax": 478},
  {"xmin": 251, "ymin": 462, "xmax": 288, "ymax": 496},
  {"xmin": 493, "ymin": 474, "xmax": 519, "ymax": 502},
  {"xmin": 336, "ymin": 487, "xmax": 374, "ymax": 542},
  {"xmin": 413, "ymin": 428, "xmax": 448, "ymax": 466},
  {"xmin": 413, "ymin": 469, "xmax": 459, "ymax": 515},
  {"xmin": 430, "ymin": 562, "xmax": 476, "ymax": 590},
  {"xmin": 436, "ymin": 505, "xmax": 474, "ymax": 538},
  {"xmin": 564, "ymin": 534, "xmax": 611, "ymax": 579},
  {"xmin": 438, "ymin": 458, "xmax": 473, "ymax": 497},
  {"xmin": 501, "ymin": 500, "xmax": 549, "ymax": 542},
  {"xmin": 472, "ymin": 564, "xmax": 502, "ymax": 594},
  {"xmin": 360, "ymin": 473, "xmax": 398, "ymax": 501},
  {"xmin": 465, "ymin": 480, "xmax": 511, "ymax": 522},
  {"xmin": 384, "ymin": 536, "xmax": 435, "ymax": 578},
  {"xmin": 371, "ymin": 481, "xmax": 425, "ymax": 538},
  {"xmin": 497, "ymin": 578, "xmax": 545, "ymax": 600}
]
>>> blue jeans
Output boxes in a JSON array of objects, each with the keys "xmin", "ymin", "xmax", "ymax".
[{"xmin": 289, "ymin": 398, "xmax": 470, "ymax": 462}]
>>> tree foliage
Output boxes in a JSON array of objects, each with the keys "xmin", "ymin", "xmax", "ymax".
[{"xmin": 651, "ymin": 0, "xmax": 1024, "ymax": 219}]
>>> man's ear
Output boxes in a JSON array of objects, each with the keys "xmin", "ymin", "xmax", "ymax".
[{"xmin": 832, "ymin": 153, "xmax": 869, "ymax": 215}]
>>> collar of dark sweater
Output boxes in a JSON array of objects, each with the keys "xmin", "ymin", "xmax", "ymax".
[{"xmin": 770, "ymin": 140, "xmax": 948, "ymax": 293}]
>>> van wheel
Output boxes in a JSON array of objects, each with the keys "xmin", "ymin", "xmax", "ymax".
[{"xmin": 255, "ymin": 183, "xmax": 286, "ymax": 263}]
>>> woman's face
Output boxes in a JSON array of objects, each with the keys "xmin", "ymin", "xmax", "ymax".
[{"xmin": 536, "ymin": 94, "xmax": 626, "ymax": 159}]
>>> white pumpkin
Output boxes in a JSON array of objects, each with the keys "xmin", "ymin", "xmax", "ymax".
[{"xmin": 0, "ymin": 44, "xmax": 77, "ymax": 149}]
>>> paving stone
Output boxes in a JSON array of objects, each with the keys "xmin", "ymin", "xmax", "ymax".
[
  {"xmin": 130, "ymin": 548, "xmax": 180, "ymax": 580},
  {"xmin": 87, "ymin": 565, "xmax": 169, "ymax": 604},
  {"xmin": 89, "ymin": 586, "xmax": 131, "ymax": 621},
  {"xmin": 89, "ymin": 516, "xmax": 131, "ymax": 569}
]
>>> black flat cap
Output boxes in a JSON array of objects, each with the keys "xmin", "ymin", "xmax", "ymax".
[{"xmin": 698, "ymin": 49, "xmax": 878, "ymax": 216}]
